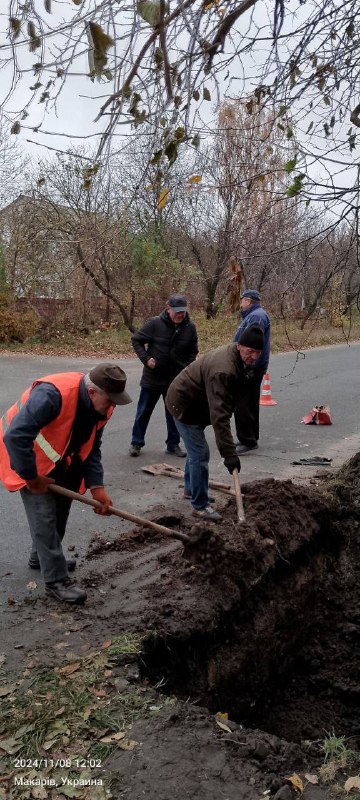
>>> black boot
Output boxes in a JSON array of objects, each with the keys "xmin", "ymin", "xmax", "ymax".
[{"xmin": 45, "ymin": 578, "xmax": 87, "ymax": 604}]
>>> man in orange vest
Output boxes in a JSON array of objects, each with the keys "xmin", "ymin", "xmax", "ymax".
[{"xmin": 0, "ymin": 363, "xmax": 132, "ymax": 605}]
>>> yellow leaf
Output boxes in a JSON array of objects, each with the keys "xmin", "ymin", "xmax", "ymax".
[
  {"xmin": 158, "ymin": 188, "xmax": 170, "ymax": 209},
  {"xmin": 215, "ymin": 711, "xmax": 228, "ymax": 719},
  {"xmin": 344, "ymin": 777, "xmax": 360, "ymax": 793},
  {"xmin": 204, "ymin": 0, "xmax": 220, "ymax": 8},
  {"xmin": 286, "ymin": 774, "xmax": 304, "ymax": 793},
  {"xmin": 187, "ymin": 175, "xmax": 202, "ymax": 184}
]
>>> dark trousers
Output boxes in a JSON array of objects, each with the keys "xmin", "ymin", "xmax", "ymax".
[
  {"xmin": 131, "ymin": 386, "xmax": 180, "ymax": 448},
  {"xmin": 234, "ymin": 372, "xmax": 264, "ymax": 446}
]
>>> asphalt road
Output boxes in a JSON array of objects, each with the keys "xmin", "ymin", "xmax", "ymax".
[{"xmin": 1, "ymin": 344, "xmax": 360, "ymax": 603}]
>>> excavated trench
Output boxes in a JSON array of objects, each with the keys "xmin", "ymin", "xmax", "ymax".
[{"xmin": 138, "ymin": 455, "xmax": 360, "ymax": 746}]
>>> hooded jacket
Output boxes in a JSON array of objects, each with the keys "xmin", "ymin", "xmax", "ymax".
[{"xmin": 131, "ymin": 309, "xmax": 198, "ymax": 390}]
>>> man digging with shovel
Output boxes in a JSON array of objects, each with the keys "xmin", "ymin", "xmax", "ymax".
[
  {"xmin": 166, "ymin": 325, "xmax": 265, "ymax": 521},
  {"xmin": 0, "ymin": 363, "xmax": 132, "ymax": 605}
]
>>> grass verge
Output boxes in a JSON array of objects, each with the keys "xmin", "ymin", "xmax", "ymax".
[{"xmin": 0, "ymin": 633, "xmax": 175, "ymax": 799}]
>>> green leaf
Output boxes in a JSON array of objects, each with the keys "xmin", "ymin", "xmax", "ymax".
[
  {"xmin": 324, "ymin": 95, "xmax": 330, "ymax": 106},
  {"xmin": 175, "ymin": 126, "xmax": 185, "ymax": 140},
  {"xmin": 150, "ymin": 148, "xmax": 163, "ymax": 164},
  {"xmin": 284, "ymin": 156, "xmax": 297, "ymax": 173},
  {"xmin": 164, "ymin": 140, "xmax": 178, "ymax": 163},
  {"xmin": 286, "ymin": 173, "xmax": 306, "ymax": 198}
]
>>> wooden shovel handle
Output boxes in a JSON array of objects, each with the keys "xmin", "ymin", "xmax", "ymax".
[
  {"xmin": 232, "ymin": 469, "xmax": 245, "ymax": 523},
  {"xmin": 49, "ymin": 484, "xmax": 190, "ymax": 544}
]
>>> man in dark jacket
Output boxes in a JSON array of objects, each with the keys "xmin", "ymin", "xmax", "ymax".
[
  {"xmin": 129, "ymin": 294, "xmax": 198, "ymax": 457},
  {"xmin": 233, "ymin": 290, "xmax": 271, "ymax": 454},
  {"xmin": 0, "ymin": 364, "xmax": 132, "ymax": 604},
  {"xmin": 166, "ymin": 325, "xmax": 264, "ymax": 521}
]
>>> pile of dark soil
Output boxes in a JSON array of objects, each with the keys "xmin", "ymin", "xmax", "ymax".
[
  {"xmin": 86, "ymin": 457, "xmax": 360, "ymax": 746},
  {"xmin": 136, "ymin": 460, "xmax": 360, "ymax": 746}
]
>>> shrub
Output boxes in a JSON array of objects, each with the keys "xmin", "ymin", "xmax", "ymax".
[{"xmin": 0, "ymin": 307, "xmax": 41, "ymax": 343}]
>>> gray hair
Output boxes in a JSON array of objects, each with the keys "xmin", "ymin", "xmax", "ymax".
[{"xmin": 84, "ymin": 372, "xmax": 107, "ymax": 395}]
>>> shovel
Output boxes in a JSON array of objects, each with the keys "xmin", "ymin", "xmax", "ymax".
[
  {"xmin": 141, "ymin": 463, "xmax": 235, "ymax": 496},
  {"xmin": 232, "ymin": 469, "xmax": 245, "ymax": 523},
  {"xmin": 49, "ymin": 484, "xmax": 190, "ymax": 545}
]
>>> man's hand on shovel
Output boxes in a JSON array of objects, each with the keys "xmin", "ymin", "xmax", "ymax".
[
  {"xmin": 26, "ymin": 475, "xmax": 55, "ymax": 494},
  {"xmin": 91, "ymin": 487, "xmax": 113, "ymax": 515},
  {"xmin": 223, "ymin": 456, "xmax": 245, "ymax": 523}
]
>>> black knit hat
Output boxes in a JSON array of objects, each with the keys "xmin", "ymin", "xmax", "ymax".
[
  {"xmin": 238, "ymin": 324, "xmax": 264, "ymax": 351},
  {"xmin": 89, "ymin": 363, "xmax": 132, "ymax": 405}
]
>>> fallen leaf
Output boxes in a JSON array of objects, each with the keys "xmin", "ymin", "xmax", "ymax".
[
  {"xmin": 14, "ymin": 644, "xmax": 24, "ymax": 649},
  {"xmin": 31, "ymin": 785, "xmax": 47, "ymax": 798},
  {"xmin": 42, "ymin": 739, "xmax": 57, "ymax": 750},
  {"xmin": 56, "ymin": 662, "xmax": 81, "ymax": 675},
  {"xmin": 118, "ymin": 738, "xmax": 139, "ymax": 750},
  {"xmin": 26, "ymin": 581, "xmax": 37, "ymax": 591},
  {"xmin": 304, "ymin": 774, "xmax": 318, "ymax": 785},
  {"xmin": 286, "ymin": 774, "xmax": 304, "ymax": 793},
  {"xmin": 101, "ymin": 640, "xmax": 112, "ymax": 649},
  {"xmin": 0, "ymin": 684, "xmax": 16, "ymax": 697},
  {"xmin": 67, "ymin": 545, "xmax": 75, "ymax": 551},
  {"xmin": 100, "ymin": 731, "xmax": 125, "ymax": 743},
  {"xmin": 215, "ymin": 712, "xmax": 228, "ymax": 720},
  {"xmin": 0, "ymin": 736, "xmax": 22, "ymax": 754},
  {"xmin": 187, "ymin": 174, "xmax": 202, "ymax": 184},
  {"xmin": 7, "ymin": 597, "xmax": 17, "ymax": 605},
  {"xmin": 344, "ymin": 777, "xmax": 360, "ymax": 793},
  {"xmin": 215, "ymin": 719, "xmax": 232, "ymax": 733},
  {"xmin": 90, "ymin": 687, "xmax": 107, "ymax": 697}
]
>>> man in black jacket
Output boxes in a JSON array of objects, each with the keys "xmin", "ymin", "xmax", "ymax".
[{"xmin": 129, "ymin": 295, "xmax": 198, "ymax": 457}]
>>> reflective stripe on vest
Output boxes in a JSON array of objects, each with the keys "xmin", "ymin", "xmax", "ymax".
[
  {"xmin": 34, "ymin": 432, "xmax": 62, "ymax": 463},
  {"xmin": 1, "ymin": 401, "xmax": 62, "ymax": 462},
  {"xmin": 1, "ymin": 400, "xmax": 23, "ymax": 435}
]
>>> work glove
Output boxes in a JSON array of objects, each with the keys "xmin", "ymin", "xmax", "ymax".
[
  {"xmin": 223, "ymin": 456, "xmax": 241, "ymax": 475},
  {"xmin": 26, "ymin": 476, "xmax": 55, "ymax": 494},
  {"xmin": 91, "ymin": 487, "xmax": 113, "ymax": 515}
]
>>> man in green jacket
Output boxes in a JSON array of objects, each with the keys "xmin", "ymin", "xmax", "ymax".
[{"xmin": 165, "ymin": 325, "xmax": 264, "ymax": 521}]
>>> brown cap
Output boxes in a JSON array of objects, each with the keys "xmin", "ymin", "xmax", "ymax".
[{"xmin": 89, "ymin": 363, "xmax": 132, "ymax": 405}]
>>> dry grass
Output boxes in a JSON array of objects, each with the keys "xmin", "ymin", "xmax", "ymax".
[{"xmin": 0, "ymin": 311, "xmax": 359, "ymax": 358}]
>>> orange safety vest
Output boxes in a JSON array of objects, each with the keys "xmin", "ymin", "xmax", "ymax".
[{"xmin": 0, "ymin": 372, "xmax": 112, "ymax": 492}]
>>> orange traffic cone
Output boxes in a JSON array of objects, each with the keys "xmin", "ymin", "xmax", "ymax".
[{"xmin": 260, "ymin": 372, "xmax": 277, "ymax": 406}]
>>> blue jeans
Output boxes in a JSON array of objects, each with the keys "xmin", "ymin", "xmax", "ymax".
[
  {"xmin": 131, "ymin": 387, "xmax": 180, "ymax": 448},
  {"xmin": 174, "ymin": 420, "xmax": 209, "ymax": 510}
]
